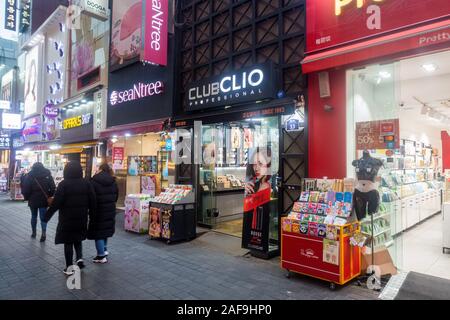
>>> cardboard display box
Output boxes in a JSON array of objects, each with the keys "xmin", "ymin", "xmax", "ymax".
[{"xmin": 361, "ymin": 247, "xmax": 398, "ymax": 276}]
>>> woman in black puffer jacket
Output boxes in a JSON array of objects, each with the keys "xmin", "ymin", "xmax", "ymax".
[
  {"xmin": 44, "ymin": 161, "xmax": 96, "ymax": 275},
  {"xmin": 88, "ymin": 163, "xmax": 118, "ymax": 264}
]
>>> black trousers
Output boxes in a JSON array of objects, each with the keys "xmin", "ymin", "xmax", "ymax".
[
  {"xmin": 64, "ymin": 242, "xmax": 82, "ymax": 267},
  {"xmin": 353, "ymin": 189, "xmax": 380, "ymax": 221}
]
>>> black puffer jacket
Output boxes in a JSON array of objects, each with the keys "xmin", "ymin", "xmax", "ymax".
[
  {"xmin": 21, "ymin": 164, "xmax": 56, "ymax": 208},
  {"xmin": 44, "ymin": 162, "xmax": 96, "ymax": 244},
  {"xmin": 87, "ymin": 171, "xmax": 119, "ymax": 240}
]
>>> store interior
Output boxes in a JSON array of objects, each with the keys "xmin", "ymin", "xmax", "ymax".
[
  {"xmin": 347, "ymin": 50, "xmax": 450, "ymax": 279},
  {"xmin": 199, "ymin": 117, "xmax": 279, "ymax": 241}
]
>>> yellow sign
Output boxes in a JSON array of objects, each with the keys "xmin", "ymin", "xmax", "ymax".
[
  {"xmin": 63, "ymin": 114, "xmax": 92, "ymax": 130},
  {"xmin": 335, "ymin": 0, "xmax": 384, "ymax": 16}
]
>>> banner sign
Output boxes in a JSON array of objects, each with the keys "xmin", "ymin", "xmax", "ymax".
[
  {"xmin": 355, "ymin": 118, "xmax": 400, "ymax": 150},
  {"xmin": 19, "ymin": 0, "xmax": 31, "ymax": 33},
  {"xmin": 4, "ymin": 0, "xmax": 17, "ymax": 31},
  {"xmin": 306, "ymin": 0, "xmax": 450, "ymax": 52},
  {"xmin": 141, "ymin": 0, "xmax": 169, "ymax": 66}
]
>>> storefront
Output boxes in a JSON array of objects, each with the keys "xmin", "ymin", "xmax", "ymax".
[
  {"xmin": 173, "ymin": 63, "xmax": 304, "ymax": 258},
  {"xmin": 303, "ymin": 1, "xmax": 450, "ymax": 278}
]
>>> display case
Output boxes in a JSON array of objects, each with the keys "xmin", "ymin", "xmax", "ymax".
[{"xmin": 149, "ymin": 185, "xmax": 196, "ymax": 244}]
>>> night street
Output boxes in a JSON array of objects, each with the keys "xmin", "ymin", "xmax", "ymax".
[{"xmin": 0, "ymin": 195, "xmax": 378, "ymax": 300}]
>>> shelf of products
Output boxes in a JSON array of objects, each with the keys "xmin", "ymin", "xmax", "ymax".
[{"xmin": 281, "ymin": 178, "xmax": 362, "ymax": 287}]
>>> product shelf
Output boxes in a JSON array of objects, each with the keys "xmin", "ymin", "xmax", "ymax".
[{"xmin": 361, "ymin": 227, "xmax": 391, "ymax": 238}]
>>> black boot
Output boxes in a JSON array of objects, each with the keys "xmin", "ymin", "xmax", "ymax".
[
  {"xmin": 40, "ymin": 232, "xmax": 46, "ymax": 242},
  {"xmin": 31, "ymin": 230, "xmax": 36, "ymax": 238}
]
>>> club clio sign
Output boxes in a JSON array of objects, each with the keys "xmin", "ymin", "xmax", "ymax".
[
  {"xmin": 186, "ymin": 64, "xmax": 277, "ymax": 111},
  {"xmin": 307, "ymin": 0, "xmax": 450, "ymax": 52},
  {"xmin": 110, "ymin": 81, "xmax": 164, "ymax": 106},
  {"xmin": 141, "ymin": 0, "xmax": 169, "ymax": 66}
]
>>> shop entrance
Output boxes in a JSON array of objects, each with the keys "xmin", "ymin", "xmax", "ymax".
[
  {"xmin": 347, "ymin": 49, "xmax": 450, "ymax": 280},
  {"xmin": 198, "ymin": 117, "xmax": 280, "ymax": 241}
]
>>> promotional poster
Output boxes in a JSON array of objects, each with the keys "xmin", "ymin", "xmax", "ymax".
[
  {"xmin": 242, "ymin": 147, "xmax": 272, "ymax": 253},
  {"xmin": 24, "ymin": 45, "xmax": 40, "ymax": 117}
]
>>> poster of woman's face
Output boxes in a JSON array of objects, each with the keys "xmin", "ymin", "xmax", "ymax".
[
  {"xmin": 244, "ymin": 147, "xmax": 272, "ymax": 195},
  {"xmin": 24, "ymin": 45, "xmax": 40, "ymax": 117},
  {"xmin": 110, "ymin": 0, "xmax": 142, "ymax": 71}
]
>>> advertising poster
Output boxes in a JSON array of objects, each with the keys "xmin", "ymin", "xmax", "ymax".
[
  {"xmin": 112, "ymin": 147, "xmax": 125, "ymax": 170},
  {"xmin": 1, "ymin": 69, "xmax": 13, "ymax": 102},
  {"xmin": 231, "ymin": 127, "xmax": 241, "ymax": 149},
  {"xmin": 149, "ymin": 207, "xmax": 161, "ymax": 238},
  {"xmin": 161, "ymin": 209, "xmax": 171, "ymax": 239},
  {"xmin": 22, "ymin": 116, "xmax": 42, "ymax": 143},
  {"xmin": 243, "ymin": 128, "xmax": 253, "ymax": 149},
  {"xmin": 142, "ymin": 0, "xmax": 168, "ymax": 66},
  {"xmin": 242, "ymin": 147, "xmax": 272, "ymax": 253},
  {"xmin": 141, "ymin": 175, "xmax": 158, "ymax": 196},
  {"xmin": 355, "ymin": 119, "xmax": 400, "ymax": 151},
  {"xmin": 128, "ymin": 156, "xmax": 139, "ymax": 176},
  {"xmin": 110, "ymin": 0, "xmax": 142, "ymax": 71},
  {"xmin": 323, "ymin": 239, "xmax": 339, "ymax": 266},
  {"xmin": 24, "ymin": 45, "xmax": 40, "ymax": 117}
]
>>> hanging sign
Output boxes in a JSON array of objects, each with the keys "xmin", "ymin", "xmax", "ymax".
[
  {"xmin": 4, "ymin": 0, "xmax": 17, "ymax": 31},
  {"xmin": 19, "ymin": 0, "xmax": 30, "ymax": 33},
  {"xmin": 141, "ymin": 0, "xmax": 169, "ymax": 66},
  {"xmin": 43, "ymin": 104, "xmax": 59, "ymax": 119}
]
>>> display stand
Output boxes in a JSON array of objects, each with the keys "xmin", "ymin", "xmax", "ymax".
[
  {"xmin": 10, "ymin": 176, "xmax": 24, "ymax": 201},
  {"xmin": 149, "ymin": 185, "xmax": 196, "ymax": 244},
  {"xmin": 124, "ymin": 194, "xmax": 151, "ymax": 234},
  {"xmin": 281, "ymin": 219, "xmax": 361, "ymax": 289}
]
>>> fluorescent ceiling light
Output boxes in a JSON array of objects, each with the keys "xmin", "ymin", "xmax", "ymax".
[
  {"xmin": 422, "ymin": 63, "xmax": 437, "ymax": 72},
  {"xmin": 378, "ymin": 71, "xmax": 391, "ymax": 79}
]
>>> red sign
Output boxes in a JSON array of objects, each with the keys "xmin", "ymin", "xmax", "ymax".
[
  {"xmin": 306, "ymin": 0, "xmax": 450, "ymax": 53},
  {"xmin": 141, "ymin": 0, "xmax": 168, "ymax": 66},
  {"xmin": 355, "ymin": 119, "xmax": 400, "ymax": 150},
  {"xmin": 112, "ymin": 147, "xmax": 124, "ymax": 161}
]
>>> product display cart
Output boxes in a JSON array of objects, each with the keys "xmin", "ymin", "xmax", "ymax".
[
  {"xmin": 281, "ymin": 179, "xmax": 362, "ymax": 289},
  {"xmin": 149, "ymin": 185, "xmax": 196, "ymax": 244}
]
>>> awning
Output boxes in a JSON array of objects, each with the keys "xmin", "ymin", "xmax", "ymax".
[
  {"xmin": 301, "ymin": 19, "xmax": 450, "ymax": 74},
  {"xmin": 99, "ymin": 119, "xmax": 167, "ymax": 138},
  {"xmin": 49, "ymin": 141, "xmax": 98, "ymax": 154}
]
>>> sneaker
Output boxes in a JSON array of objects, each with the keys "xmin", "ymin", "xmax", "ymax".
[
  {"xmin": 76, "ymin": 259, "xmax": 85, "ymax": 269},
  {"xmin": 63, "ymin": 268, "xmax": 74, "ymax": 276},
  {"xmin": 93, "ymin": 256, "xmax": 108, "ymax": 264}
]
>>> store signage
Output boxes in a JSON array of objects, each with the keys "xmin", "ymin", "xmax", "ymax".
[
  {"xmin": 112, "ymin": 147, "xmax": 125, "ymax": 170},
  {"xmin": 242, "ymin": 105, "xmax": 292, "ymax": 119},
  {"xmin": 19, "ymin": 0, "xmax": 31, "ymax": 33},
  {"xmin": 63, "ymin": 113, "xmax": 93, "ymax": 130},
  {"xmin": 306, "ymin": 0, "xmax": 450, "ymax": 52},
  {"xmin": 109, "ymin": 81, "xmax": 164, "ymax": 106},
  {"xmin": 4, "ymin": 0, "xmax": 17, "ymax": 31},
  {"xmin": 43, "ymin": 104, "xmax": 59, "ymax": 118},
  {"xmin": 1, "ymin": 69, "xmax": 13, "ymax": 101},
  {"xmin": 355, "ymin": 118, "xmax": 400, "ymax": 150},
  {"xmin": 186, "ymin": 64, "xmax": 277, "ymax": 111},
  {"xmin": 141, "ymin": 0, "xmax": 169, "ymax": 66},
  {"xmin": 2, "ymin": 113, "xmax": 21, "ymax": 130},
  {"xmin": 22, "ymin": 116, "xmax": 42, "ymax": 143},
  {"xmin": 81, "ymin": 0, "xmax": 108, "ymax": 21},
  {"xmin": 0, "ymin": 134, "xmax": 10, "ymax": 149},
  {"xmin": 0, "ymin": 100, "xmax": 10, "ymax": 110},
  {"xmin": 285, "ymin": 118, "xmax": 301, "ymax": 132},
  {"xmin": 12, "ymin": 137, "xmax": 24, "ymax": 148}
]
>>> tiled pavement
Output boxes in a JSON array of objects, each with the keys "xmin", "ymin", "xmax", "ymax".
[{"xmin": 0, "ymin": 195, "xmax": 378, "ymax": 300}]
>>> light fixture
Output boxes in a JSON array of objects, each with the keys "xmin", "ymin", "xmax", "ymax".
[
  {"xmin": 74, "ymin": 102, "xmax": 80, "ymax": 106},
  {"xmin": 378, "ymin": 71, "xmax": 391, "ymax": 79},
  {"xmin": 24, "ymin": 147, "xmax": 31, "ymax": 152},
  {"xmin": 112, "ymin": 135, "xmax": 118, "ymax": 138},
  {"xmin": 81, "ymin": 99, "xmax": 87, "ymax": 103},
  {"xmin": 111, "ymin": 138, "xmax": 118, "ymax": 143},
  {"xmin": 376, "ymin": 77, "xmax": 382, "ymax": 85},
  {"xmin": 125, "ymin": 133, "xmax": 131, "ymax": 137},
  {"xmin": 422, "ymin": 63, "xmax": 437, "ymax": 72},
  {"xmin": 49, "ymin": 144, "xmax": 61, "ymax": 150}
]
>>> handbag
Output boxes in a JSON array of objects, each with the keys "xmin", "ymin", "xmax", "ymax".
[{"xmin": 34, "ymin": 178, "xmax": 54, "ymax": 207}]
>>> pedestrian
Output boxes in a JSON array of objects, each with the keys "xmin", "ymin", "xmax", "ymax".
[
  {"xmin": 88, "ymin": 162, "xmax": 118, "ymax": 264},
  {"xmin": 43, "ymin": 161, "xmax": 96, "ymax": 275},
  {"xmin": 21, "ymin": 162, "xmax": 56, "ymax": 242}
]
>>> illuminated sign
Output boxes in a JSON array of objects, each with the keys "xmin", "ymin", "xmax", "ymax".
[
  {"xmin": 0, "ymin": 100, "xmax": 10, "ymax": 110},
  {"xmin": 43, "ymin": 104, "xmax": 59, "ymax": 118},
  {"xmin": 109, "ymin": 81, "xmax": 164, "ymax": 106},
  {"xmin": 82, "ymin": 0, "xmax": 108, "ymax": 21},
  {"xmin": 335, "ymin": 0, "xmax": 385, "ymax": 16},
  {"xmin": 186, "ymin": 64, "xmax": 276, "ymax": 111},
  {"xmin": 63, "ymin": 113, "xmax": 92, "ymax": 130},
  {"xmin": 141, "ymin": 0, "xmax": 169, "ymax": 66},
  {"xmin": 2, "ymin": 113, "xmax": 22, "ymax": 129},
  {"xmin": 19, "ymin": 0, "xmax": 30, "ymax": 33}
]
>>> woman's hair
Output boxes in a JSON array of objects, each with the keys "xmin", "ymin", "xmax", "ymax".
[
  {"xmin": 31, "ymin": 162, "xmax": 44, "ymax": 171},
  {"xmin": 98, "ymin": 162, "xmax": 113, "ymax": 175},
  {"xmin": 246, "ymin": 147, "xmax": 272, "ymax": 184},
  {"xmin": 63, "ymin": 161, "xmax": 83, "ymax": 179}
]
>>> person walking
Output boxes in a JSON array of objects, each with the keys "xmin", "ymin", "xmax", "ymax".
[
  {"xmin": 43, "ymin": 161, "xmax": 96, "ymax": 275},
  {"xmin": 21, "ymin": 162, "xmax": 56, "ymax": 242},
  {"xmin": 88, "ymin": 163, "xmax": 118, "ymax": 264}
]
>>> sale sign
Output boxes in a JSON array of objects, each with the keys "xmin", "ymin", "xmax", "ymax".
[
  {"xmin": 306, "ymin": 0, "xmax": 450, "ymax": 52},
  {"xmin": 355, "ymin": 119, "xmax": 400, "ymax": 150},
  {"xmin": 112, "ymin": 147, "xmax": 125, "ymax": 170},
  {"xmin": 141, "ymin": 0, "xmax": 169, "ymax": 66}
]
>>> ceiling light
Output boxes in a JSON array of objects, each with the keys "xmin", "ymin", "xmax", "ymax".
[
  {"xmin": 81, "ymin": 99, "xmax": 87, "ymax": 103},
  {"xmin": 376, "ymin": 77, "xmax": 382, "ymax": 85},
  {"xmin": 125, "ymin": 133, "xmax": 131, "ymax": 137},
  {"xmin": 74, "ymin": 102, "xmax": 79, "ymax": 106},
  {"xmin": 422, "ymin": 63, "xmax": 437, "ymax": 72},
  {"xmin": 379, "ymin": 71, "xmax": 391, "ymax": 79}
]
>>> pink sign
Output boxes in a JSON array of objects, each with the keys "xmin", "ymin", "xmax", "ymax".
[{"xmin": 141, "ymin": 0, "xmax": 169, "ymax": 66}]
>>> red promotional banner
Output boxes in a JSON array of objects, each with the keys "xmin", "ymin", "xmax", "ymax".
[
  {"xmin": 306, "ymin": 0, "xmax": 450, "ymax": 53},
  {"xmin": 141, "ymin": 0, "xmax": 168, "ymax": 66},
  {"xmin": 355, "ymin": 119, "xmax": 400, "ymax": 150}
]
